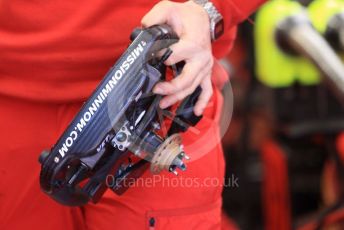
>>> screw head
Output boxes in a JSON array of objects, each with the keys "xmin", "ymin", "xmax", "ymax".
[
  {"xmin": 152, "ymin": 122, "xmax": 161, "ymax": 130},
  {"xmin": 54, "ymin": 157, "xmax": 59, "ymax": 163},
  {"xmin": 116, "ymin": 132, "xmax": 127, "ymax": 142}
]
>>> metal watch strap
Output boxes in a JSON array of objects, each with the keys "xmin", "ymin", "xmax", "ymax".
[{"xmin": 192, "ymin": 0, "xmax": 224, "ymax": 41}]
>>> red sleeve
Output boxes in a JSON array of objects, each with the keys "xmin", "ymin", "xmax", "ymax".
[
  {"xmin": 212, "ymin": 0, "xmax": 266, "ymax": 30},
  {"xmin": 211, "ymin": 0, "xmax": 266, "ymax": 59}
]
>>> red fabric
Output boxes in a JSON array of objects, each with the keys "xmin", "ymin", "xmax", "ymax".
[
  {"xmin": 0, "ymin": 0, "xmax": 265, "ymax": 102},
  {"xmin": 221, "ymin": 212, "xmax": 240, "ymax": 230},
  {"xmin": 336, "ymin": 133, "xmax": 344, "ymax": 164},
  {"xmin": 212, "ymin": 0, "xmax": 266, "ymax": 58},
  {"xmin": 0, "ymin": 0, "xmax": 265, "ymax": 229},
  {"xmin": 212, "ymin": 0, "xmax": 266, "ymax": 29},
  {"xmin": 297, "ymin": 208, "xmax": 344, "ymax": 230},
  {"xmin": 261, "ymin": 140, "xmax": 292, "ymax": 230}
]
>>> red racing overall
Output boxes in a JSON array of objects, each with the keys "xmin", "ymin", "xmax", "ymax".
[{"xmin": 0, "ymin": 0, "xmax": 264, "ymax": 229}]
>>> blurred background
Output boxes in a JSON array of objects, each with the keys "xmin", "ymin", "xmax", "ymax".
[{"xmin": 220, "ymin": 0, "xmax": 344, "ymax": 229}]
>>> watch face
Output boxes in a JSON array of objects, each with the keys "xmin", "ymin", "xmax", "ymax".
[{"xmin": 214, "ymin": 18, "xmax": 224, "ymax": 40}]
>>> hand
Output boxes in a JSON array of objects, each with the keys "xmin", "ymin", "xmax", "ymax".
[{"xmin": 141, "ymin": 0, "xmax": 214, "ymax": 116}]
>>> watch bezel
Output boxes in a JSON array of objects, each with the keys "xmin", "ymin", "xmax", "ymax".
[
  {"xmin": 195, "ymin": 0, "xmax": 224, "ymax": 41},
  {"xmin": 211, "ymin": 16, "xmax": 224, "ymax": 41}
]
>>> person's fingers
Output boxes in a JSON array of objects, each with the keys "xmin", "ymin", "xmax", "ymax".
[
  {"xmin": 154, "ymin": 60, "xmax": 201, "ymax": 94},
  {"xmin": 194, "ymin": 76, "xmax": 213, "ymax": 116},
  {"xmin": 141, "ymin": 1, "xmax": 170, "ymax": 26},
  {"xmin": 141, "ymin": 1, "xmax": 183, "ymax": 36},
  {"xmin": 159, "ymin": 73, "xmax": 203, "ymax": 109},
  {"xmin": 159, "ymin": 67, "xmax": 212, "ymax": 109},
  {"xmin": 154, "ymin": 57, "xmax": 212, "ymax": 95},
  {"xmin": 164, "ymin": 40, "xmax": 199, "ymax": 66}
]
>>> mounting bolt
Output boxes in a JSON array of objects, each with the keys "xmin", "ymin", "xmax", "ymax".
[
  {"xmin": 116, "ymin": 132, "xmax": 127, "ymax": 142},
  {"xmin": 54, "ymin": 157, "xmax": 59, "ymax": 163},
  {"xmin": 152, "ymin": 122, "xmax": 161, "ymax": 130}
]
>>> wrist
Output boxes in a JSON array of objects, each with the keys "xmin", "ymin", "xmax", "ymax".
[{"xmin": 191, "ymin": 0, "xmax": 224, "ymax": 41}]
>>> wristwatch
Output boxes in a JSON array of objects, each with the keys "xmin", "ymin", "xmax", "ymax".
[{"xmin": 192, "ymin": 0, "xmax": 224, "ymax": 41}]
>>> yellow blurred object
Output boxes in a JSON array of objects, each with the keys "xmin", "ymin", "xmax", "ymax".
[
  {"xmin": 255, "ymin": 0, "xmax": 303, "ymax": 87},
  {"xmin": 308, "ymin": 0, "xmax": 344, "ymax": 34},
  {"xmin": 255, "ymin": 0, "xmax": 344, "ymax": 88},
  {"xmin": 298, "ymin": 0, "xmax": 344, "ymax": 85}
]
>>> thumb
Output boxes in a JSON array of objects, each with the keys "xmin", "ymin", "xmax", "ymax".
[{"xmin": 141, "ymin": 1, "xmax": 183, "ymax": 36}]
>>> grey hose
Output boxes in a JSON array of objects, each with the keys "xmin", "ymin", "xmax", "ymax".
[{"xmin": 276, "ymin": 13, "xmax": 344, "ymax": 103}]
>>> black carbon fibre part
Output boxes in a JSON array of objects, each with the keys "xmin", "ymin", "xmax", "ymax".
[{"xmin": 39, "ymin": 24, "xmax": 202, "ymax": 206}]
